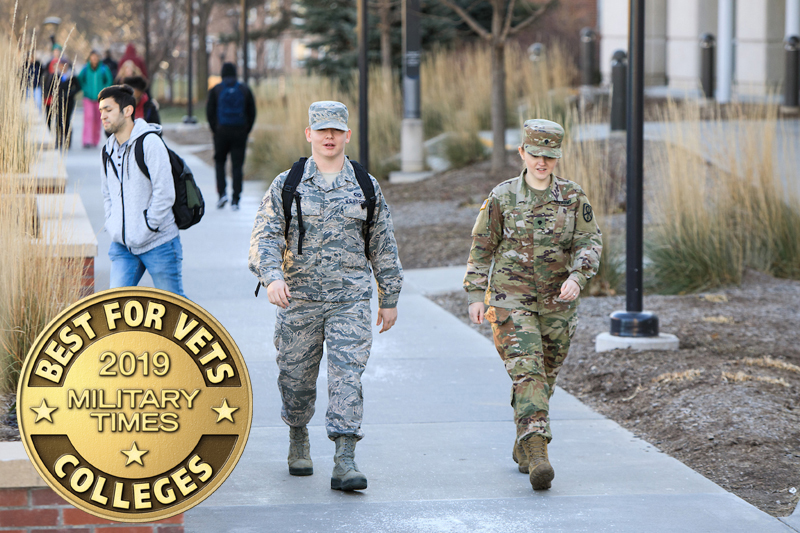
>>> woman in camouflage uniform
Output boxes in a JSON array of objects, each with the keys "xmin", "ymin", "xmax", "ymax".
[{"xmin": 463, "ymin": 119, "xmax": 602, "ymax": 490}]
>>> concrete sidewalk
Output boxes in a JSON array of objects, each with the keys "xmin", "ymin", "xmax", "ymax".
[{"xmin": 64, "ymin": 110, "xmax": 799, "ymax": 532}]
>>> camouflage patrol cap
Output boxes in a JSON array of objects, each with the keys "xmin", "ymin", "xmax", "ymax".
[
  {"xmin": 308, "ymin": 101, "xmax": 349, "ymax": 131},
  {"xmin": 522, "ymin": 119, "xmax": 564, "ymax": 158}
]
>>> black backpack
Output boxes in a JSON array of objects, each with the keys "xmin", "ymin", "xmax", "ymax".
[
  {"xmin": 217, "ymin": 81, "xmax": 247, "ymax": 127},
  {"xmin": 254, "ymin": 157, "xmax": 376, "ymax": 297},
  {"xmin": 102, "ymin": 131, "xmax": 205, "ymax": 230}
]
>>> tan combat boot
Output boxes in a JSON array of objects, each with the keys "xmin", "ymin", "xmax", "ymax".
[
  {"xmin": 331, "ymin": 436, "xmax": 367, "ymax": 491},
  {"xmin": 521, "ymin": 434, "xmax": 554, "ymax": 490},
  {"xmin": 288, "ymin": 426, "xmax": 313, "ymax": 476},
  {"xmin": 512, "ymin": 439, "xmax": 529, "ymax": 474}
]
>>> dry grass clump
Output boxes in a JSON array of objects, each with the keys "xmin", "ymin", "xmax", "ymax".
[
  {"xmin": 647, "ymin": 98, "xmax": 800, "ymax": 293},
  {"xmin": 742, "ymin": 356, "xmax": 800, "ymax": 375},
  {"xmin": 652, "ymin": 369, "xmax": 703, "ymax": 384},
  {"xmin": 721, "ymin": 371, "xmax": 789, "ymax": 388},
  {"xmin": 249, "ymin": 67, "xmax": 401, "ymax": 181},
  {"xmin": 702, "ymin": 316, "xmax": 734, "ymax": 324},
  {"xmin": 0, "ymin": 28, "xmax": 82, "ymax": 394},
  {"xmin": 250, "ymin": 43, "xmax": 577, "ymax": 180}
]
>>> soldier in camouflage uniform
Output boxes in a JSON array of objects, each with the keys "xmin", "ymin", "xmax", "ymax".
[
  {"xmin": 464, "ymin": 119, "xmax": 602, "ymax": 491},
  {"xmin": 249, "ymin": 101, "xmax": 403, "ymax": 492}
]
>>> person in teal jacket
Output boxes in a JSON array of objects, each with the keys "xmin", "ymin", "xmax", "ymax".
[{"xmin": 77, "ymin": 50, "xmax": 113, "ymax": 148}]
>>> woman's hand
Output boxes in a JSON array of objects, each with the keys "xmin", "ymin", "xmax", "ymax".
[
  {"xmin": 559, "ymin": 279, "xmax": 581, "ymax": 302},
  {"xmin": 469, "ymin": 302, "xmax": 485, "ymax": 324}
]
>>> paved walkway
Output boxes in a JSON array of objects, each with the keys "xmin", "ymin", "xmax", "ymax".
[{"xmin": 63, "ymin": 110, "xmax": 799, "ymax": 532}]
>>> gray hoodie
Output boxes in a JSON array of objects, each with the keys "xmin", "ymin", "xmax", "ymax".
[{"xmin": 101, "ymin": 119, "xmax": 179, "ymax": 255}]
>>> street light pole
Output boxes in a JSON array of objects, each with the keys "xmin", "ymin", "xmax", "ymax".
[
  {"xmin": 144, "ymin": 0, "xmax": 150, "ymax": 76},
  {"xmin": 357, "ymin": 0, "xmax": 369, "ymax": 171},
  {"xmin": 184, "ymin": 0, "xmax": 197, "ymax": 123},
  {"xmin": 608, "ymin": 0, "xmax": 659, "ymax": 337},
  {"xmin": 241, "ymin": 0, "xmax": 249, "ymax": 85}
]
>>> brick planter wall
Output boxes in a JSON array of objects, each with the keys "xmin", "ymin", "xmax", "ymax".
[{"xmin": 0, "ymin": 488, "xmax": 183, "ymax": 532}]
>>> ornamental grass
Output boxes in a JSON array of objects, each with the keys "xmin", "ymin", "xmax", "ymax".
[{"xmin": 0, "ymin": 26, "xmax": 82, "ymax": 394}]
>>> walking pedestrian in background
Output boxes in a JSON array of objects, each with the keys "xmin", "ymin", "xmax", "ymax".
[
  {"xmin": 77, "ymin": 50, "xmax": 113, "ymax": 148},
  {"xmin": 464, "ymin": 119, "xmax": 602, "ymax": 491},
  {"xmin": 115, "ymin": 43, "xmax": 147, "ymax": 83},
  {"xmin": 206, "ymin": 62, "xmax": 256, "ymax": 211},
  {"xmin": 99, "ymin": 85, "xmax": 185, "ymax": 296},
  {"xmin": 124, "ymin": 76, "xmax": 161, "ymax": 124},
  {"xmin": 53, "ymin": 59, "xmax": 81, "ymax": 149},
  {"xmin": 102, "ymin": 49, "xmax": 118, "ymax": 80},
  {"xmin": 43, "ymin": 44, "xmax": 63, "ymax": 130}
]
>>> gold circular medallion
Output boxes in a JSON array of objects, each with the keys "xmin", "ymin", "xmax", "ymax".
[{"xmin": 17, "ymin": 288, "xmax": 252, "ymax": 522}]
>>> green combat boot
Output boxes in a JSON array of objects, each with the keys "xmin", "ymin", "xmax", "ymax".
[
  {"xmin": 331, "ymin": 436, "xmax": 367, "ymax": 491},
  {"xmin": 521, "ymin": 434, "xmax": 554, "ymax": 490},
  {"xmin": 512, "ymin": 439, "xmax": 529, "ymax": 474},
  {"xmin": 288, "ymin": 426, "xmax": 313, "ymax": 476}
]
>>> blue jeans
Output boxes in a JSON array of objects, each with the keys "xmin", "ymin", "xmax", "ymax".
[{"xmin": 109, "ymin": 237, "xmax": 185, "ymax": 297}]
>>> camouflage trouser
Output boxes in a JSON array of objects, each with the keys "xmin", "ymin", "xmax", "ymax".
[
  {"xmin": 485, "ymin": 306, "xmax": 578, "ymax": 443},
  {"xmin": 274, "ymin": 299, "xmax": 372, "ymax": 441}
]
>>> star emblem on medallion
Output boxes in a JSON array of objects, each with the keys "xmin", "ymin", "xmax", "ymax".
[
  {"xmin": 121, "ymin": 442, "xmax": 149, "ymax": 466},
  {"xmin": 30, "ymin": 399, "xmax": 58, "ymax": 423},
  {"xmin": 212, "ymin": 399, "xmax": 239, "ymax": 423}
]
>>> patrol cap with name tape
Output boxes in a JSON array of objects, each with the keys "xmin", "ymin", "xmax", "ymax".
[
  {"xmin": 309, "ymin": 101, "xmax": 349, "ymax": 131},
  {"xmin": 522, "ymin": 119, "xmax": 564, "ymax": 159}
]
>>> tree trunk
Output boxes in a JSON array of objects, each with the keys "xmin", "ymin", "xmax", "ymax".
[
  {"xmin": 490, "ymin": 42, "xmax": 507, "ymax": 172},
  {"xmin": 379, "ymin": 0, "xmax": 392, "ymax": 88}
]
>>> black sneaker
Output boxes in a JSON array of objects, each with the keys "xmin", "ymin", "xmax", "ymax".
[{"xmin": 216, "ymin": 195, "xmax": 229, "ymax": 209}]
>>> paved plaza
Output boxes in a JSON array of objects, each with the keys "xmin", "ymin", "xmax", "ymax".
[{"xmin": 63, "ymin": 110, "xmax": 800, "ymax": 532}]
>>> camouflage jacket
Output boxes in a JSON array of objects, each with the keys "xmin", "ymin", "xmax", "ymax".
[
  {"xmin": 249, "ymin": 157, "xmax": 403, "ymax": 308},
  {"xmin": 464, "ymin": 170, "xmax": 602, "ymax": 314}
]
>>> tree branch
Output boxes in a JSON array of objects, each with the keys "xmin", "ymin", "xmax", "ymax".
[
  {"xmin": 439, "ymin": 0, "xmax": 491, "ymax": 40},
  {"xmin": 500, "ymin": 0, "xmax": 517, "ymax": 41},
  {"xmin": 508, "ymin": 0, "xmax": 557, "ymax": 36}
]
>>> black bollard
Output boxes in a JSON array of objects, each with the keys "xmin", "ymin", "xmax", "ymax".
[
  {"xmin": 699, "ymin": 33, "xmax": 715, "ymax": 99},
  {"xmin": 784, "ymin": 35, "xmax": 800, "ymax": 109},
  {"xmin": 580, "ymin": 28, "xmax": 598, "ymax": 86},
  {"xmin": 611, "ymin": 50, "xmax": 627, "ymax": 131}
]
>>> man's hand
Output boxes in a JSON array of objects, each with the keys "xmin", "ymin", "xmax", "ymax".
[
  {"xmin": 469, "ymin": 302, "xmax": 485, "ymax": 324},
  {"xmin": 267, "ymin": 280, "xmax": 291, "ymax": 308},
  {"xmin": 376, "ymin": 308, "xmax": 397, "ymax": 333},
  {"xmin": 559, "ymin": 279, "xmax": 581, "ymax": 302}
]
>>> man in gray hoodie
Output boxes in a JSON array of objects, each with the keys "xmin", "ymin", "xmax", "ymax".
[{"xmin": 98, "ymin": 85, "xmax": 185, "ymax": 296}]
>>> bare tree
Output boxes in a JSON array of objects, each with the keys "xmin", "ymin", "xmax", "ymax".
[{"xmin": 438, "ymin": 0, "xmax": 557, "ymax": 171}]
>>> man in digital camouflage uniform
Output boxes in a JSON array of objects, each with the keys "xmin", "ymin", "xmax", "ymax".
[
  {"xmin": 249, "ymin": 101, "xmax": 403, "ymax": 492},
  {"xmin": 464, "ymin": 119, "xmax": 602, "ymax": 490}
]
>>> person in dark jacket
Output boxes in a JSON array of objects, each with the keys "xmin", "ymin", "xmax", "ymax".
[
  {"xmin": 206, "ymin": 62, "xmax": 256, "ymax": 211},
  {"xmin": 102, "ymin": 49, "xmax": 118, "ymax": 80},
  {"xmin": 123, "ymin": 76, "xmax": 161, "ymax": 124},
  {"xmin": 53, "ymin": 60, "xmax": 82, "ymax": 149}
]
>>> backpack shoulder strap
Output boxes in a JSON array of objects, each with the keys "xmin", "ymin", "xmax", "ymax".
[
  {"xmin": 282, "ymin": 157, "xmax": 308, "ymax": 252},
  {"xmin": 349, "ymin": 160, "xmax": 376, "ymax": 257},
  {"xmin": 101, "ymin": 146, "xmax": 116, "ymax": 178},
  {"xmin": 133, "ymin": 130, "xmax": 162, "ymax": 180}
]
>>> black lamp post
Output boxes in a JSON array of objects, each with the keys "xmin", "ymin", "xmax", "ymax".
[
  {"xmin": 608, "ymin": 0, "xmax": 659, "ymax": 337},
  {"xmin": 183, "ymin": 0, "xmax": 197, "ymax": 124},
  {"xmin": 357, "ymin": 0, "xmax": 369, "ymax": 171},
  {"xmin": 43, "ymin": 17, "xmax": 61, "ymax": 48}
]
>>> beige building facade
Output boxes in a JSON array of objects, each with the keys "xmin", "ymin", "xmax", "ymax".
[{"xmin": 599, "ymin": 0, "xmax": 800, "ymax": 98}]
